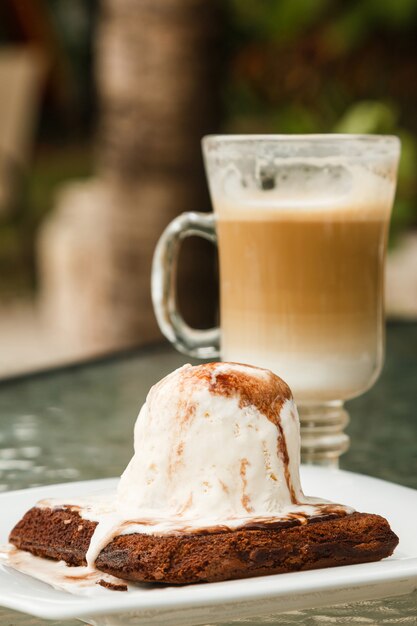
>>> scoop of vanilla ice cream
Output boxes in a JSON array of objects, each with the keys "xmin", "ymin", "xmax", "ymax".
[{"xmin": 117, "ymin": 362, "xmax": 308, "ymax": 526}]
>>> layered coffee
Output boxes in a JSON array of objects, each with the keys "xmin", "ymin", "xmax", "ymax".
[
  {"xmin": 151, "ymin": 135, "xmax": 400, "ymax": 463},
  {"xmin": 216, "ymin": 198, "xmax": 391, "ymax": 402}
]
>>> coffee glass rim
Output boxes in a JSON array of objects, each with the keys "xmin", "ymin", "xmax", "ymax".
[
  {"xmin": 202, "ymin": 133, "xmax": 400, "ymax": 168},
  {"xmin": 203, "ymin": 133, "xmax": 400, "ymax": 146}
]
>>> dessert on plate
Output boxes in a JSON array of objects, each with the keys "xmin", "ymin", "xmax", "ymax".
[{"xmin": 8, "ymin": 362, "xmax": 398, "ymax": 587}]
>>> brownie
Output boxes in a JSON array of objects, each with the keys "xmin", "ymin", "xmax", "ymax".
[{"xmin": 9, "ymin": 506, "xmax": 398, "ymax": 584}]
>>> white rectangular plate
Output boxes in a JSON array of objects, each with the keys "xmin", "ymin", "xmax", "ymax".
[{"xmin": 0, "ymin": 467, "xmax": 416, "ymax": 626}]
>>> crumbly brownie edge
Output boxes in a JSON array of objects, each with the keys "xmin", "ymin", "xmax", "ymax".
[
  {"xmin": 9, "ymin": 506, "xmax": 97, "ymax": 566},
  {"xmin": 9, "ymin": 507, "xmax": 398, "ymax": 584}
]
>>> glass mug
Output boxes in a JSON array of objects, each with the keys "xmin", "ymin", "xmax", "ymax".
[{"xmin": 152, "ymin": 135, "xmax": 400, "ymax": 465}]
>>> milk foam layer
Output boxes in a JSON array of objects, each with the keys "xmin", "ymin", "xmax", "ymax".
[{"xmin": 207, "ymin": 141, "xmax": 399, "ymax": 220}]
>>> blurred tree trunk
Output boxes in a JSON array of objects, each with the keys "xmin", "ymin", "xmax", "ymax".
[{"xmin": 39, "ymin": 0, "xmax": 223, "ymax": 353}]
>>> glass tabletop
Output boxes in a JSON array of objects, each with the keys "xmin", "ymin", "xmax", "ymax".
[{"xmin": 0, "ymin": 322, "xmax": 416, "ymax": 625}]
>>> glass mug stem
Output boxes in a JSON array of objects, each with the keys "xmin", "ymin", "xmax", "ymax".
[
  {"xmin": 151, "ymin": 212, "xmax": 220, "ymax": 359},
  {"xmin": 298, "ymin": 402, "xmax": 350, "ymax": 467}
]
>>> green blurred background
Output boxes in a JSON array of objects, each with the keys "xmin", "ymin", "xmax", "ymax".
[
  {"xmin": 223, "ymin": 0, "xmax": 417, "ymax": 243},
  {"xmin": 0, "ymin": 0, "xmax": 416, "ymax": 301}
]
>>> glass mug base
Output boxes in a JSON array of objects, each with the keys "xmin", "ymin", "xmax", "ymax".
[{"xmin": 298, "ymin": 402, "xmax": 350, "ymax": 468}]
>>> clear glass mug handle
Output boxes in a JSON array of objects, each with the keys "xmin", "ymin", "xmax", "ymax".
[{"xmin": 151, "ymin": 212, "xmax": 220, "ymax": 358}]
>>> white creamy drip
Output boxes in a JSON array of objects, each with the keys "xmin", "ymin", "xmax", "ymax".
[{"xmin": 0, "ymin": 545, "xmax": 129, "ymax": 594}]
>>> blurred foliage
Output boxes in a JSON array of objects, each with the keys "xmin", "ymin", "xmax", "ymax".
[
  {"xmin": 0, "ymin": 0, "xmax": 95, "ymax": 296},
  {"xmin": 224, "ymin": 0, "xmax": 417, "ymax": 240},
  {"xmin": 0, "ymin": 147, "xmax": 92, "ymax": 298},
  {"xmin": 1, "ymin": 0, "xmax": 416, "ymax": 300}
]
